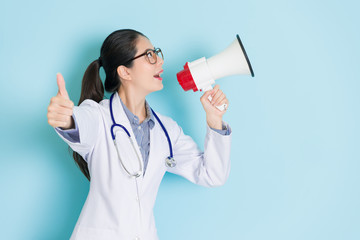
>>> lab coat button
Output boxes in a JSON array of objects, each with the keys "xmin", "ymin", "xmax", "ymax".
[{"xmin": 134, "ymin": 236, "xmax": 140, "ymax": 240}]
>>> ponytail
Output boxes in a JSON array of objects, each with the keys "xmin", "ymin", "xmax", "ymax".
[
  {"xmin": 72, "ymin": 58, "xmax": 103, "ymax": 181},
  {"xmin": 71, "ymin": 29, "xmax": 147, "ymax": 181},
  {"xmin": 79, "ymin": 59, "xmax": 104, "ymax": 104}
]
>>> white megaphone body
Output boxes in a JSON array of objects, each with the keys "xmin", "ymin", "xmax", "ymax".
[{"xmin": 177, "ymin": 34, "xmax": 254, "ymax": 111}]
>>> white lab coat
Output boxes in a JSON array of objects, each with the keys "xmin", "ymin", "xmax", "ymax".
[{"xmin": 56, "ymin": 92, "xmax": 232, "ymax": 240}]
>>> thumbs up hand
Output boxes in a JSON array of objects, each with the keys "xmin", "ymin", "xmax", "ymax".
[{"xmin": 47, "ymin": 73, "xmax": 75, "ymax": 129}]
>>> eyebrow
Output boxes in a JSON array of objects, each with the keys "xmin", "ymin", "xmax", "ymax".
[{"xmin": 139, "ymin": 47, "xmax": 155, "ymax": 53}]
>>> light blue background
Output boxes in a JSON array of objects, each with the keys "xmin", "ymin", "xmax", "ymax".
[{"xmin": 1, "ymin": 0, "xmax": 359, "ymax": 239}]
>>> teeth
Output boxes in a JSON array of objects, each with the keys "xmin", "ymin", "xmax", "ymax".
[{"xmin": 154, "ymin": 70, "xmax": 163, "ymax": 78}]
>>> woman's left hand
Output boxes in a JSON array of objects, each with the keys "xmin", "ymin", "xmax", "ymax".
[{"xmin": 200, "ymin": 85, "xmax": 229, "ymax": 130}]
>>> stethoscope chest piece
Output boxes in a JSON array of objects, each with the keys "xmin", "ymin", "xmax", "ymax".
[{"xmin": 165, "ymin": 156, "xmax": 176, "ymax": 168}]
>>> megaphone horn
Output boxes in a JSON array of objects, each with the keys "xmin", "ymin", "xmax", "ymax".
[{"xmin": 177, "ymin": 34, "xmax": 254, "ymax": 93}]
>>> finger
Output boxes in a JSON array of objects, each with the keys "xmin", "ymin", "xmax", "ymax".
[
  {"xmin": 220, "ymin": 99, "xmax": 229, "ymax": 110},
  {"xmin": 47, "ymin": 111, "xmax": 72, "ymax": 123},
  {"xmin": 210, "ymin": 85, "xmax": 220, "ymax": 96},
  {"xmin": 211, "ymin": 89, "xmax": 224, "ymax": 105},
  {"xmin": 212, "ymin": 84, "xmax": 220, "ymax": 91},
  {"xmin": 48, "ymin": 119, "xmax": 70, "ymax": 128},
  {"xmin": 47, "ymin": 113, "xmax": 73, "ymax": 128},
  {"xmin": 48, "ymin": 104, "xmax": 73, "ymax": 116},
  {"xmin": 214, "ymin": 94, "xmax": 227, "ymax": 107},
  {"xmin": 200, "ymin": 88, "xmax": 214, "ymax": 104},
  {"xmin": 50, "ymin": 96, "xmax": 74, "ymax": 109},
  {"xmin": 56, "ymin": 73, "xmax": 70, "ymax": 100}
]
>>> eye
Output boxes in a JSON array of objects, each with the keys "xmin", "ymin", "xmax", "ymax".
[{"xmin": 146, "ymin": 51, "xmax": 154, "ymax": 58}]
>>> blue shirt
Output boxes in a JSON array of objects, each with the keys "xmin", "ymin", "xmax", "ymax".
[{"xmin": 119, "ymin": 98, "xmax": 155, "ymax": 174}]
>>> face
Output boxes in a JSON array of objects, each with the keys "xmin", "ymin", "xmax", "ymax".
[{"xmin": 124, "ymin": 36, "xmax": 164, "ymax": 95}]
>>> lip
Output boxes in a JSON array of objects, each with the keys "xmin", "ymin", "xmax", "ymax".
[
  {"xmin": 154, "ymin": 76, "xmax": 163, "ymax": 81},
  {"xmin": 154, "ymin": 69, "xmax": 164, "ymax": 80}
]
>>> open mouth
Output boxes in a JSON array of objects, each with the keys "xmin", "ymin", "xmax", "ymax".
[{"xmin": 153, "ymin": 70, "xmax": 164, "ymax": 80}]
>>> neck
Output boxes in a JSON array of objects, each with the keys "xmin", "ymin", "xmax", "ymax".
[{"xmin": 118, "ymin": 86, "xmax": 147, "ymax": 123}]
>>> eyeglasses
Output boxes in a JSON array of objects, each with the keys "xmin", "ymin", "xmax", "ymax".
[{"xmin": 125, "ymin": 48, "xmax": 164, "ymax": 65}]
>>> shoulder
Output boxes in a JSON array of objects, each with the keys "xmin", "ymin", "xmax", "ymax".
[
  {"xmin": 73, "ymin": 99, "xmax": 111, "ymax": 123},
  {"xmin": 77, "ymin": 98, "xmax": 110, "ymax": 111}
]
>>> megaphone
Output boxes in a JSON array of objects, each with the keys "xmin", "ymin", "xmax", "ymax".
[{"xmin": 176, "ymin": 34, "xmax": 254, "ymax": 111}]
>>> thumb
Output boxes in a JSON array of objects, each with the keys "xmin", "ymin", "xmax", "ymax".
[
  {"xmin": 200, "ymin": 89, "xmax": 213, "ymax": 106},
  {"xmin": 204, "ymin": 88, "xmax": 214, "ymax": 98},
  {"xmin": 56, "ymin": 73, "xmax": 69, "ymax": 99}
]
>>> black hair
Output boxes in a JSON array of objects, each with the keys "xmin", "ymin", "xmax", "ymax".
[{"xmin": 73, "ymin": 29, "xmax": 147, "ymax": 181}]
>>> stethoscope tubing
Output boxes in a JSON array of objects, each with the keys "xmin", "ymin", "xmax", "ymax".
[{"xmin": 109, "ymin": 93, "xmax": 174, "ymax": 178}]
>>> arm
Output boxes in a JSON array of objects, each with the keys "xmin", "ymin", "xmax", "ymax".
[
  {"xmin": 53, "ymin": 101, "xmax": 102, "ymax": 160},
  {"xmin": 48, "ymin": 73, "xmax": 100, "ymax": 161},
  {"xmin": 55, "ymin": 114, "xmax": 80, "ymax": 143},
  {"xmin": 166, "ymin": 120, "xmax": 231, "ymax": 187},
  {"xmin": 166, "ymin": 85, "xmax": 232, "ymax": 187}
]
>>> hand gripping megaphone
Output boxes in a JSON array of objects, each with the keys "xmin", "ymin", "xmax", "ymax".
[{"xmin": 176, "ymin": 34, "xmax": 254, "ymax": 111}]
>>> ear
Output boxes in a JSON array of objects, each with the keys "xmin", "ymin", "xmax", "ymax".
[{"xmin": 117, "ymin": 65, "xmax": 132, "ymax": 81}]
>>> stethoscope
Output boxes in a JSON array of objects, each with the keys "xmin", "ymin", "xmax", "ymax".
[{"xmin": 109, "ymin": 93, "xmax": 176, "ymax": 178}]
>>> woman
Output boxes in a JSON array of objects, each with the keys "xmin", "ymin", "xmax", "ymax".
[{"xmin": 47, "ymin": 29, "xmax": 231, "ymax": 240}]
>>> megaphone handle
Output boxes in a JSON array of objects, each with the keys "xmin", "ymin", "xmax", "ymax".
[{"xmin": 203, "ymin": 85, "xmax": 227, "ymax": 112}]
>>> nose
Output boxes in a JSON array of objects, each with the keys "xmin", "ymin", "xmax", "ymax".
[{"xmin": 157, "ymin": 56, "xmax": 164, "ymax": 66}]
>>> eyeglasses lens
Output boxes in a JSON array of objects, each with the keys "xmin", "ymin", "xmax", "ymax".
[
  {"xmin": 156, "ymin": 49, "xmax": 163, "ymax": 61},
  {"xmin": 146, "ymin": 51, "xmax": 156, "ymax": 64},
  {"xmin": 145, "ymin": 49, "xmax": 163, "ymax": 64}
]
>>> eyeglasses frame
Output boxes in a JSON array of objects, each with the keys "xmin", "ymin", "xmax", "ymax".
[{"xmin": 124, "ymin": 48, "xmax": 164, "ymax": 65}]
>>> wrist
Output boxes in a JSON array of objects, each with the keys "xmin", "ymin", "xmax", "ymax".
[
  {"xmin": 206, "ymin": 115, "xmax": 222, "ymax": 130},
  {"xmin": 61, "ymin": 117, "xmax": 75, "ymax": 130}
]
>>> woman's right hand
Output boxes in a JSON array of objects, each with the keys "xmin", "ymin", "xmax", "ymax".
[{"xmin": 47, "ymin": 73, "xmax": 75, "ymax": 129}]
